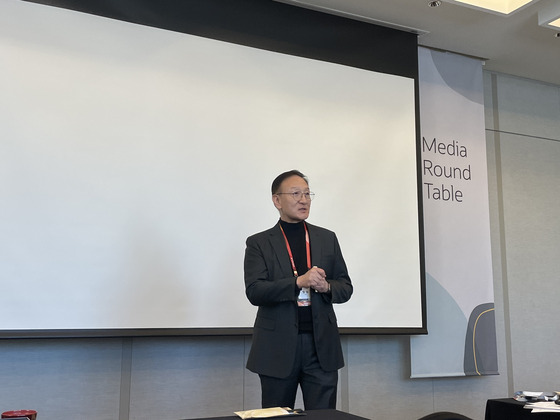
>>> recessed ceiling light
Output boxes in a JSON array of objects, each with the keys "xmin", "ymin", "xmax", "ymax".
[
  {"xmin": 445, "ymin": 0, "xmax": 538, "ymax": 15},
  {"xmin": 428, "ymin": 0, "xmax": 442, "ymax": 7}
]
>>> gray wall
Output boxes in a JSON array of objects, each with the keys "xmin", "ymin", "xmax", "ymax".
[{"xmin": 1, "ymin": 70, "xmax": 559, "ymax": 420}]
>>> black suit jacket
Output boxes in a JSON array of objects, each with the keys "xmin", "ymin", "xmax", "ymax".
[{"xmin": 244, "ymin": 221, "xmax": 353, "ymax": 378}]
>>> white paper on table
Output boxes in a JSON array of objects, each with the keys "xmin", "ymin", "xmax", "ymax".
[{"xmin": 234, "ymin": 407, "xmax": 303, "ymax": 419}]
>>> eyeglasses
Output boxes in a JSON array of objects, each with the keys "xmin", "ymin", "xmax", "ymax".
[{"xmin": 275, "ymin": 191, "xmax": 315, "ymax": 201}]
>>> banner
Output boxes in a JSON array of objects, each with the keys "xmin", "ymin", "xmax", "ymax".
[{"xmin": 410, "ymin": 48, "xmax": 498, "ymax": 377}]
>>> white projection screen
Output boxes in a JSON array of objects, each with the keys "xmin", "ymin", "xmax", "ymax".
[{"xmin": 0, "ymin": 0, "xmax": 425, "ymax": 336}]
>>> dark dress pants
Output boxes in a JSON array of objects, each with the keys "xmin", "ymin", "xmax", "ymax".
[{"xmin": 259, "ymin": 332, "xmax": 338, "ymax": 410}]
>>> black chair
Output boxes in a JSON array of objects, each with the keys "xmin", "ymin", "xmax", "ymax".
[{"xmin": 417, "ymin": 412, "xmax": 473, "ymax": 420}]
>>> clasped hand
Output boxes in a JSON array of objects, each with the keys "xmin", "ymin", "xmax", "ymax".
[{"xmin": 296, "ymin": 266, "xmax": 329, "ymax": 293}]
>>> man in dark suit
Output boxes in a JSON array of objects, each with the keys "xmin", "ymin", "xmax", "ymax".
[{"xmin": 244, "ymin": 170, "xmax": 353, "ymax": 410}]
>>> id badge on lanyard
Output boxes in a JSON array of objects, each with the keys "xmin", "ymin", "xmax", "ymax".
[{"xmin": 279, "ymin": 223, "xmax": 312, "ymax": 307}]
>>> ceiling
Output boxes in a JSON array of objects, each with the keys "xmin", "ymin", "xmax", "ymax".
[{"xmin": 278, "ymin": 0, "xmax": 560, "ymax": 86}]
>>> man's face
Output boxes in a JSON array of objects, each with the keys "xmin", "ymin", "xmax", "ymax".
[{"xmin": 273, "ymin": 175, "xmax": 311, "ymax": 223}]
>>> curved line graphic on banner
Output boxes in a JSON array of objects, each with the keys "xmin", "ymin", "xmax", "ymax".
[
  {"xmin": 464, "ymin": 303, "xmax": 499, "ymax": 376},
  {"xmin": 473, "ymin": 308, "xmax": 495, "ymax": 375}
]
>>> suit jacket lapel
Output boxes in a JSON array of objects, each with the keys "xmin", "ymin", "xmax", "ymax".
[
  {"xmin": 268, "ymin": 223, "xmax": 293, "ymax": 277},
  {"xmin": 307, "ymin": 223, "xmax": 322, "ymax": 268}
]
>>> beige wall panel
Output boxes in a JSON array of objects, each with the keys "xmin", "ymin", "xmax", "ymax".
[
  {"xmin": 494, "ymin": 74, "xmax": 560, "ymax": 141},
  {"xmin": 128, "ymin": 337, "xmax": 246, "ymax": 420},
  {"xmin": 497, "ymin": 133, "xmax": 560, "ymax": 392},
  {"xmin": 0, "ymin": 338, "xmax": 123, "ymax": 419},
  {"xmin": 346, "ymin": 336, "xmax": 433, "ymax": 420}
]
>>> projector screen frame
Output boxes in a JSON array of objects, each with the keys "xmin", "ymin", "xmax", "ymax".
[{"xmin": 3, "ymin": 0, "xmax": 426, "ymax": 338}]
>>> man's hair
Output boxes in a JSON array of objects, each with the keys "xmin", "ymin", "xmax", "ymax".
[{"xmin": 271, "ymin": 170, "xmax": 308, "ymax": 194}]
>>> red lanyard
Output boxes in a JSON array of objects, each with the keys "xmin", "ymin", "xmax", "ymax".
[{"xmin": 279, "ymin": 222, "xmax": 311, "ymax": 277}]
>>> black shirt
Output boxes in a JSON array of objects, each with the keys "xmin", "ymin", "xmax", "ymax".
[{"xmin": 279, "ymin": 220, "xmax": 313, "ymax": 333}]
